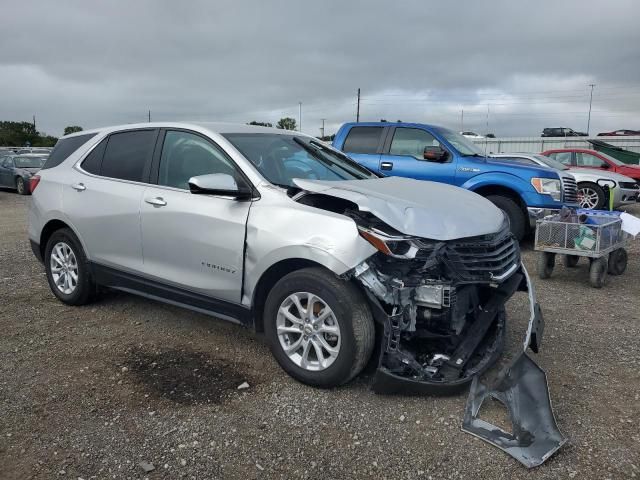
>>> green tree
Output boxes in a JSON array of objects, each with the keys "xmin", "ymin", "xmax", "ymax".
[
  {"xmin": 0, "ymin": 121, "xmax": 38, "ymax": 147},
  {"xmin": 247, "ymin": 121, "xmax": 273, "ymax": 127},
  {"xmin": 276, "ymin": 117, "xmax": 297, "ymax": 131},
  {"xmin": 64, "ymin": 125, "xmax": 83, "ymax": 135}
]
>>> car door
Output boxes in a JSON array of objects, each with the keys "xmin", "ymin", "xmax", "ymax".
[
  {"xmin": 574, "ymin": 152, "xmax": 609, "ymax": 171},
  {"xmin": 64, "ymin": 128, "xmax": 158, "ymax": 272},
  {"xmin": 0, "ymin": 157, "xmax": 11, "ymax": 186},
  {"xmin": 379, "ymin": 127, "xmax": 457, "ymax": 183},
  {"xmin": 339, "ymin": 126, "xmax": 385, "ymax": 173},
  {"xmin": 140, "ymin": 129, "xmax": 252, "ymax": 304}
]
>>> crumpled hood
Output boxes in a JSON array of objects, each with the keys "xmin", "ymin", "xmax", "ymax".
[{"xmin": 293, "ymin": 176, "xmax": 504, "ymax": 241}]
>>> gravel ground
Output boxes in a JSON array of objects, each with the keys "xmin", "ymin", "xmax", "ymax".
[{"xmin": 1, "ymin": 189, "xmax": 639, "ymax": 480}]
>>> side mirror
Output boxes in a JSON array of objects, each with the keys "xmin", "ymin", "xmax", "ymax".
[
  {"xmin": 188, "ymin": 173, "xmax": 252, "ymax": 199},
  {"xmin": 423, "ymin": 146, "xmax": 448, "ymax": 162},
  {"xmin": 600, "ymin": 163, "xmax": 610, "ymax": 169}
]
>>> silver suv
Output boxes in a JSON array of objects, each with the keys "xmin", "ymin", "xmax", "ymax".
[{"xmin": 28, "ymin": 122, "xmax": 543, "ymax": 393}]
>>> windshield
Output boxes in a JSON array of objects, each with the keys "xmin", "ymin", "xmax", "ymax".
[
  {"xmin": 223, "ymin": 133, "xmax": 378, "ymax": 188},
  {"xmin": 14, "ymin": 156, "xmax": 45, "ymax": 168},
  {"xmin": 597, "ymin": 151, "xmax": 626, "ymax": 167},
  {"xmin": 534, "ymin": 154, "xmax": 569, "ymax": 170},
  {"xmin": 437, "ymin": 128, "xmax": 485, "ymax": 156}
]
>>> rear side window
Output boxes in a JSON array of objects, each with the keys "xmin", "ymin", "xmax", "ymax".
[
  {"xmin": 81, "ymin": 138, "xmax": 108, "ymax": 175},
  {"xmin": 342, "ymin": 127, "xmax": 383, "ymax": 154},
  {"xmin": 100, "ymin": 130, "xmax": 157, "ymax": 182},
  {"xmin": 41, "ymin": 133, "xmax": 97, "ymax": 170}
]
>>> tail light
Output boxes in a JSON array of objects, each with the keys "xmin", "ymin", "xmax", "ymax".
[{"xmin": 29, "ymin": 175, "xmax": 41, "ymax": 192}]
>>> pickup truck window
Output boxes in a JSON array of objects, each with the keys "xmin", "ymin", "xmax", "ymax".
[
  {"xmin": 389, "ymin": 128, "xmax": 439, "ymax": 159},
  {"xmin": 342, "ymin": 127, "xmax": 383, "ymax": 154},
  {"xmin": 437, "ymin": 128, "xmax": 485, "ymax": 156}
]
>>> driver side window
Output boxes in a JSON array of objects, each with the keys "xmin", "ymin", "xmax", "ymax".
[
  {"xmin": 158, "ymin": 131, "xmax": 237, "ymax": 190},
  {"xmin": 389, "ymin": 128, "xmax": 440, "ymax": 160},
  {"xmin": 576, "ymin": 153, "xmax": 607, "ymax": 168}
]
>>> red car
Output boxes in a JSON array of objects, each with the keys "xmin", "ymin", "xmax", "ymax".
[
  {"xmin": 541, "ymin": 148, "xmax": 640, "ymax": 181},
  {"xmin": 597, "ymin": 129, "xmax": 640, "ymax": 136}
]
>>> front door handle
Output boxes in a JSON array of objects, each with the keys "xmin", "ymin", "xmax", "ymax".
[
  {"xmin": 145, "ymin": 197, "xmax": 167, "ymax": 207},
  {"xmin": 71, "ymin": 183, "xmax": 86, "ymax": 191},
  {"xmin": 381, "ymin": 162, "xmax": 393, "ymax": 171}
]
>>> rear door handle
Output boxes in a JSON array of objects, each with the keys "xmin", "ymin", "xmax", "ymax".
[
  {"xmin": 381, "ymin": 162, "xmax": 393, "ymax": 171},
  {"xmin": 71, "ymin": 183, "xmax": 86, "ymax": 191},
  {"xmin": 145, "ymin": 197, "xmax": 167, "ymax": 207}
]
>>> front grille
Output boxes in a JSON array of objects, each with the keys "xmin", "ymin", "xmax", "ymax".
[
  {"xmin": 441, "ymin": 228, "xmax": 520, "ymax": 283},
  {"xmin": 619, "ymin": 181, "xmax": 639, "ymax": 189},
  {"xmin": 562, "ymin": 175, "xmax": 578, "ymax": 203}
]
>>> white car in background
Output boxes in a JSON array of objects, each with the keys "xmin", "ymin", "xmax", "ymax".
[
  {"xmin": 459, "ymin": 131, "xmax": 484, "ymax": 139},
  {"xmin": 491, "ymin": 153, "xmax": 640, "ymax": 210}
]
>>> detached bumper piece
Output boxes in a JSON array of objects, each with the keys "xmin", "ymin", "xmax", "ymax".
[{"xmin": 462, "ymin": 352, "xmax": 567, "ymax": 468}]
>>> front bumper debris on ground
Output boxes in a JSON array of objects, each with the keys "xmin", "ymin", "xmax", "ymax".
[{"xmin": 353, "ymin": 237, "xmax": 566, "ymax": 467}]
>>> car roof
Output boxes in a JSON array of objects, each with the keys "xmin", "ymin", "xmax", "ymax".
[
  {"xmin": 62, "ymin": 122, "xmax": 302, "ymax": 139},
  {"xmin": 340, "ymin": 121, "xmax": 445, "ymax": 130}
]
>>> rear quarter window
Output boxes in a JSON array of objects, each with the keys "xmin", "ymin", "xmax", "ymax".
[
  {"xmin": 41, "ymin": 133, "xmax": 98, "ymax": 170},
  {"xmin": 342, "ymin": 127, "xmax": 383, "ymax": 154}
]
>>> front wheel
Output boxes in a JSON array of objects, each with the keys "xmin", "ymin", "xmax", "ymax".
[
  {"xmin": 589, "ymin": 257, "xmax": 608, "ymax": 288},
  {"xmin": 485, "ymin": 195, "xmax": 526, "ymax": 241},
  {"xmin": 537, "ymin": 252, "xmax": 555, "ymax": 279},
  {"xmin": 264, "ymin": 267, "xmax": 375, "ymax": 388},
  {"xmin": 577, "ymin": 182, "xmax": 605, "ymax": 210},
  {"xmin": 608, "ymin": 248, "xmax": 627, "ymax": 275}
]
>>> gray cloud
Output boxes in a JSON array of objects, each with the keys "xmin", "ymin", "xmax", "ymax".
[{"xmin": 1, "ymin": 0, "xmax": 639, "ymax": 137}]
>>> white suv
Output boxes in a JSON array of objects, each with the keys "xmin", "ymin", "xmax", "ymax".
[{"xmin": 28, "ymin": 122, "xmax": 543, "ymax": 393}]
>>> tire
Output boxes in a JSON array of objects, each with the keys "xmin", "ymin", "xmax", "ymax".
[
  {"xmin": 264, "ymin": 267, "xmax": 375, "ymax": 388},
  {"xmin": 16, "ymin": 177, "xmax": 28, "ymax": 195},
  {"xmin": 486, "ymin": 195, "xmax": 526, "ymax": 241},
  {"xmin": 537, "ymin": 252, "xmax": 555, "ymax": 279},
  {"xmin": 563, "ymin": 255, "xmax": 580, "ymax": 268},
  {"xmin": 577, "ymin": 182, "xmax": 605, "ymax": 210},
  {"xmin": 589, "ymin": 257, "xmax": 608, "ymax": 288},
  {"xmin": 44, "ymin": 228, "xmax": 96, "ymax": 305},
  {"xmin": 608, "ymin": 248, "xmax": 628, "ymax": 276}
]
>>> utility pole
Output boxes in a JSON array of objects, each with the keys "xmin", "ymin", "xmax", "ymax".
[
  {"xmin": 356, "ymin": 88, "xmax": 361, "ymax": 122},
  {"xmin": 587, "ymin": 84, "xmax": 596, "ymax": 136},
  {"xmin": 484, "ymin": 104, "xmax": 490, "ymax": 156},
  {"xmin": 148, "ymin": 110, "xmax": 151, "ymax": 122},
  {"xmin": 460, "ymin": 109, "xmax": 464, "ymax": 131},
  {"xmin": 33, "ymin": 115, "xmax": 36, "ymax": 130},
  {"xmin": 299, "ymin": 102, "xmax": 302, "ymax": 132},
  {"xmin": 320, "ymin": 118, "xmax": 326, "ymax": 139}
]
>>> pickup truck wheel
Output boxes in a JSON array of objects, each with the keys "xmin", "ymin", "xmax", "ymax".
[
  {"xmin": 264, "ymin": 267, "xmax": 375, "ymax": 388},
  {"xmin": 486, "ymin": 195, "xmax": 526, "ymax": 240},
  {"xmin": 577, "ymin": 182, "xmax": 605, "ymax": 210}
]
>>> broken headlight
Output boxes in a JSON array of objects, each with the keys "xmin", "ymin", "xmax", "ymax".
[{"xmin": 358, "ymin": 228, "xmax": 421, "ymax": 259}]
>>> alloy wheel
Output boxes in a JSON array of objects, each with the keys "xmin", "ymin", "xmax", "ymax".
[
  {"xmin": 276, "ymin": 292, "xmax": 341, "ymax": 371},
  {"xmin": 50, "ymin": 242, "xmax": 79, "ymax": 295},
  {"xmin": 577, "ymin": 187, "xmax": 600, "ymax": 209}
]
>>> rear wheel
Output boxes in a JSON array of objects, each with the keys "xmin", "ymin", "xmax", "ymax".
[
  {"xmin": 608, "ymin": 248, "xmax": 627, "ymax": 275},
  {"xmin": 486, "ymin": 195, "xmax": 526, "ymax": 241},
  {"xmin": 44, "ymin": 228, "xmax": 96, "ymax": 305},
  {"xmin": 537, "ymin": 252, "xmax": 555, "ymax": 279},
  {"xmin": 577, "ymin": 182, "xmax": 605, "ymax": 210},
  {"xmin": 16, "ymin": 177, "xmax": 28, "ymax": 195},
  {"xmin": 589, "ymin": 257, "xmax": 608, "ymax": 288},
  {"xmin": 264, "ymin": 267, "xmax": 375, "ymax": 388},
  {"xmin": 563, "ymin": 255, "xmax": 580, "ymax": 268}
]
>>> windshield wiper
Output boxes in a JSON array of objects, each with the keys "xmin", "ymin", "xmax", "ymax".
[{"xmin": 308, "ymin": 140, "xmax": 381, "ymax": 177}]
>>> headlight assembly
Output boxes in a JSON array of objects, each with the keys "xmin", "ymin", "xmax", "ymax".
[
  {"xmin": 358, "ymin": 228, "xmax": 420, "ymax": 259},
  {"xmin": 531, "ymin": 178, "xmax": 561, "ymax": 201}
]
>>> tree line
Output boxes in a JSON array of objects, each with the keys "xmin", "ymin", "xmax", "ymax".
[{"xmin": 0, "ymin": 122, "xmax": 84, "ymax": 147}]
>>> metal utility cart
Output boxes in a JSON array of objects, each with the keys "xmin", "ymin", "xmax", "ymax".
[{"xmin": 534, "ymin": 211, "xmax": 628, "ymax": 288}]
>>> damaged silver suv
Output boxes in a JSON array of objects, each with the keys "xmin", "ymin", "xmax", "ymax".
[
  {"xmin": 29, "ymin": 122, "xmax": 542, "ymax": 390},
  {"xmin": 29, "ymin": 123, "xmax": 563, "ymax": 466}
]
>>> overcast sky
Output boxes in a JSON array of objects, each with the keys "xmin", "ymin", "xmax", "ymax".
[{"xmin": 2, "ymin": 0, "xmax": 639, "ymax": 138}]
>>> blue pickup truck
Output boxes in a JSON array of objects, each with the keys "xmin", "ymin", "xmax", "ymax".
[{"xmin": 333, "ymin": 122, "xmax": 576, "ymax": 240}]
